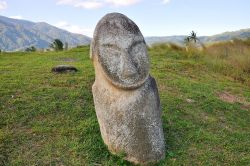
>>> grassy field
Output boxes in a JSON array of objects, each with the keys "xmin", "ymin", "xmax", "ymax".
[{"xmin": 0, "ymin": 45, "xmax": 250, "ymax": 165}]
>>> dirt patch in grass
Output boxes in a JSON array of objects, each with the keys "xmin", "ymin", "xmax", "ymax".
[
  {"xmin": 217, "ymin": 91, "xmax": 250, "ymax": 110},
  {"xmin": 217, "ymin": 91, "xmax": 243, "ymax": 103},
  {"xmin": 241, "ymin": 103, "xmax": 250, "ymax": 110}
]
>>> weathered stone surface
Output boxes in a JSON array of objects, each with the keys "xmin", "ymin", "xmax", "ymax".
[
  {"xmin": 91, "ymin": 13, "xmax": 165, "ymax": 164},
  {"xmin": 52, "ymin": 65, "xmax": 78, "ymax": 73}
]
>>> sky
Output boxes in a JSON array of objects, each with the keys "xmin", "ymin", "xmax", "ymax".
[{"xmin": 0, "ymin": 0, "xmax": 249, "ymax": 37}]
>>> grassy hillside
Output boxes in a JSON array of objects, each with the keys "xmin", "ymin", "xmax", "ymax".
[{"xmin": 0, "ymin": 45, "xmax": 249, "ymax": 165}]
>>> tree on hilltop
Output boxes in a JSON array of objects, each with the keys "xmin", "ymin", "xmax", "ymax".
[
  {"xmin": 184, "ymin": 31, "xmax": 206, "ymax": 52},
  {"xmin": 185, "ymin": 31, "xmax": 198, "ymax": 45},
  {"xmin": 189, "ymin": 31, "xmax": 198, "ymax": 43},
  {"xmin": 25, "ymin": 46, "xmax": 36, "ymax": 52},
  {"xmin": 50, "ymin": 39, "xmax": 64, "ymax": 51}
]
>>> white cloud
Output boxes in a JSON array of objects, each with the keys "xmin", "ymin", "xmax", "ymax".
[
  {"xmin": 0, "ymin": 0, "xmax": 7, "ymax": 11},
  {"xmin": 105, "ymin": 0, "xmax": 141, "ymax": 7},
  {"xmin": 74, "ymin": 1, "xmax": 103, "ymax": 9},
  {"xmin": 56, "ymin": 0, "xmax": 170, "ymax": 9},
  {"xmin": 57, "ymin": 0, "xmax": 103, "ymax": 9},
  {"xmin": 162, "ymin": 0, "xmax": 170, "ymax": 4},
  {"xmin": 54, "ymin": 21, "xmax": 93, "ymax": 37},
  {"xmin": 10, "ymin": 15, "xmax": 23, "ymax": 19},
  {"xmin": 56, "ymin": 0, "xmax": 141, "ymax": 9}
]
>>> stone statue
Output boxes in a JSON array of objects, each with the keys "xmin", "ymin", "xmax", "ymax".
[{"xmin": 90, "ymin": 13, "xmax": 165, "ymax": 164}]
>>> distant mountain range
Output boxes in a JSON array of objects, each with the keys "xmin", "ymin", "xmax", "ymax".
[
  {"xmin": 0, "ymin": 15, "xmax": 250, "ymax": 51},
  {"xmin": 0, "ymin": 15, "xmax": 91, "ymax": 51},
  {"xmin": 145, "ymin": 28, "xmax": 250, "ymax": 46}
]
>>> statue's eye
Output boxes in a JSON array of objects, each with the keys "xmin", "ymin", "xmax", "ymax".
[
  {"xmin": 102, "ymin": 44, "xmax": 121, "ymax": 51},
  {"xmin": 101, "ymin": 44, "xmax": 122, "ymax": 58},
  {"xmin": 129, "ymin": 40, "xmax": 145, "ymax": 54},
  {"xmin": 130, "ymin": 42, "xmax": 147, "ymax": 58},
  {"xmin": 129, "ymin": 42, "xmax": 148, "ymax": 70},
  {"xmin": 131, "ymin": 44, "xmax": 142, "ymax": 54}
]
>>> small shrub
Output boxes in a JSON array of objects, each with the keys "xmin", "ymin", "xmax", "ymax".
[
  {"xmin": 25, "ymin": 46, "xmax": 36, "ymax": 52},
  {"xmin": 50, "ymin": 39, "xmax": 64, "ymax": 51}
]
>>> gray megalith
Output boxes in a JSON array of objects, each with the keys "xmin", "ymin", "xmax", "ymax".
[{"xmin": 90, "ymin": 13, "xmax": 165, "ymax": 164}]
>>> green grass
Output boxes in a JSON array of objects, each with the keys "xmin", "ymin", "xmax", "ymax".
[{"xmin": 0, "ymin": 46, "xmax": 249, "ymax": 165}]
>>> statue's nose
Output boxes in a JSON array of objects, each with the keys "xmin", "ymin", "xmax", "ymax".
[{"xmin": 121, "ymin": 51, "xmax": 137, "ymax": 77}]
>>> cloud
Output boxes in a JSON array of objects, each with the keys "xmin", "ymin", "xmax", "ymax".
[
  {"xmin": 162, "ymin": 0, "xmax": 170, "ymax": 4},
  {"xmin": 0, "ymin": 0, "xmax": 7, "ymax": 11},
  {"xmin": 56, "ymin": 0, "xmax": 170, "ymax": 9},
  {"xmin": 54, "ymin": 21, "xmax": 93, "ymax": 37},
  {"xmin": 74, "ymin": 1, "xmax": 103, "ymax": 9},
  {"xmin": 57, "ymin": 0, "xmax": 103, "ymax": 9},
  {"xmin": 56, "ymin": 0, "xmax": 141, "ymax": 9},
  {"xmin": 105, "ymin": 0, "xmax": 141, "ymax": 7},
  {"xmin": 10, "ymin": 15, "xmax": 24, "ymax": 19}
]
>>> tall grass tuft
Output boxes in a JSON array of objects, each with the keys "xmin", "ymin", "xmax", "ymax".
[
  {"xmin": 203, "ymin": 39, "xmax": 250, "ymax": 85},
  {"xmin": 149, "ymin": 39, "xmax": 250, "ymax": 86}
]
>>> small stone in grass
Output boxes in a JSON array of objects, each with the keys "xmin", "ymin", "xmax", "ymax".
[{"xmin": 52, "ymin": 65, "xmax": 78, "ymax": 73}]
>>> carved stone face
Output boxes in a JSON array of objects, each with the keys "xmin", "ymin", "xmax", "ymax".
[{"xmin": 92, "ymin": 13, "xmax": 149, "ymax": 89}]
